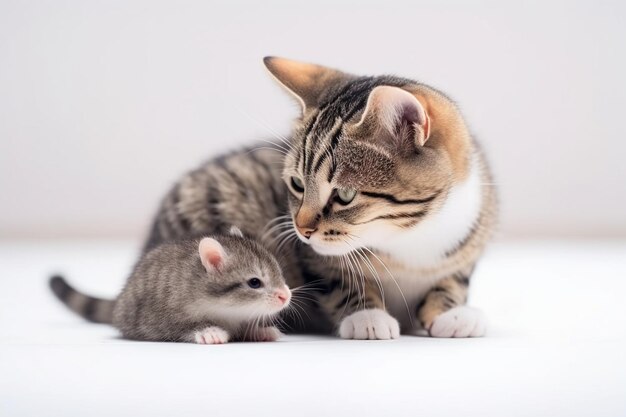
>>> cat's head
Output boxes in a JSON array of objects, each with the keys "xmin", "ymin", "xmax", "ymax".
[{"xmin": 264, "ymin": 57, "xmax": 472, "ymax": 256}]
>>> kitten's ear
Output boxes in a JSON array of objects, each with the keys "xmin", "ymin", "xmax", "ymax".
[
  {"xmin": 229, "ymin": 226, "xmax": 243, "ymax": 237},
  {"xmin": 263, "ymin": 56, "xmax": 345, "ymax": 113},
  {"xmin": 198, "ymin": 238, "xmax": 227, "ymax": 271},
  {"xmin": 355, "ymin": 86, "xmax": 431, "ymax": 147}
]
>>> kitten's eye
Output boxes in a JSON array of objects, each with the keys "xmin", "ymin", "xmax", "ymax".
[
  {"xmin": 336, "ymin": 188, "xmax": 357, "ymax": 205},
  {"xmin": 290, "ymin": 176, "xmax": 305, "ymax": 193},
  {"xmin": 247, "ymin": 278, "xmax": 263, "ymax": 289}
]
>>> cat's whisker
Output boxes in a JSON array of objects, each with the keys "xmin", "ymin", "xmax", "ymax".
[
  {"xmin": 343, "ymin": 248, "xmax": 363, "ymax": 310},
  {"xmin": 290, "ymin": 278, "xmax": 327, "ymax": 292},
  {"xmin": 358, "ymin": 243, "xmax": 414, "ymax": 327},
  {"xmin": 276, "ymin": 231, "xmax": 299, "ymax": 254},
  {"xmin": 257, "ymin": 137, "xmax": 293, "ymax": 155},
  {"xmin": 337, "ymin": 254, "xmax": 351, "ymax": 320},
  {"xmin": 246, "ymin": 146, "xmax": 288, "ymax": 158},
  {"xmin": 261, "ymin": 220, "xmax": 294, "ymax": 244},
  {"xmin": 348, "ymin": 242, "xmax": 386, "ymax": 311},
  {"xmin": 286, "ymin": 299, "xmax": 308, "ymax": 327},
  {"xmin": 348, "ymin": 249, "xmax": 369, "ymax": 310},
  {"xmin": 234, "ymin": 107, "xmax": 296, "ymax": 152},
  {"xmin": 290, "ymin": 293, "xmax": 318, "ymax": 304},
  {"xmin": 270, "ymin": 227, "xmax": 297, "ymax": 250}
]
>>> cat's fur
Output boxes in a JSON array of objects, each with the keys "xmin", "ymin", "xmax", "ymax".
[
  {"xmin": 139, "ymin": 57, "xmax": 497, "ymax": 339},
  {"xmin": 50, "ymin": 229, "xmax": 291, "ymax": 343}
]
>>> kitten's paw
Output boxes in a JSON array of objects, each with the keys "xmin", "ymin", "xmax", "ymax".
[
  {"xmin": 249, "ymin": 326, "xmax": 282, "ymax": 342},
  {"xmin": 339, "ymin": 308, "xmax": 400, "ymax": 340},
  {"xmin": 429, "ymin": 306, "xmax": 486, "ymax": 338},
  {"xmin": 194, "ymin": 326, "xmax": 230, "ymax": 344}
]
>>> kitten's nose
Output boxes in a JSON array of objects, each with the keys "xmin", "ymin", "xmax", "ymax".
[{"xmin": 274, "ymin": 287, "xmax": 291, "ymax": 305}]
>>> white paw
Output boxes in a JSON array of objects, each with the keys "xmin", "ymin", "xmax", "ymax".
[
  {"xmin": 249, "ymin": 326, "xmax": 282, "ymax": 342},
  {"xmin": 194, "ymin": 326, "xmax": 230, "ymax": 344},
  {"xmin": 429, "ymin": 306, "xmax": 487, "ymax": 338},
  {"xmin": 339, "ymin": 308, "xmax": 400, "ymax": 340}
]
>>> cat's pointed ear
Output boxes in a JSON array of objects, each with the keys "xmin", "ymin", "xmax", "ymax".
[
  {"xmin": 229, "ymin": 226, "xmax": 243, "ymax": 237},
  {"xmin": 356, "ymin": 86, "xmax": 431, "ymax": 147},
  {"xmin": 263, "ymin": 56, "xmax": 344, "ymax": 113},
  {"xmin": 198, "ymin": 238, "xmax": 227, "ymax": 271}
]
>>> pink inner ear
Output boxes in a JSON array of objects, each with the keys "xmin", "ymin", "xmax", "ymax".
[
  {"xmin": 206, "ymin": 251, "xmax": 222, "ymax": 269},
  {"xmin": 365, "ymin": 86, "xmax": 427, "ymax": 133},
  {"xmin": 199, "ymin": 238, "xmax": 226, "ymax": 270}
]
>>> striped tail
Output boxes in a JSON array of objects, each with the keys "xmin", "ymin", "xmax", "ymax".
[{"xmin": 49, "ymin": 275, "xmax": 115, "ymax": 324}]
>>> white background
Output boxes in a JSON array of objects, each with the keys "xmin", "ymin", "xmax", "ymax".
[
  {"xmin": 2, "ymin": 3, "xmax": 626, "ymax": 416},
  {"xmin": 1, "ymin": 0, "xmax": 625, "ymax": 240}
]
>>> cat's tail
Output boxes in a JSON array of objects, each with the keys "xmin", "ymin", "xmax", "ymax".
[{"xmin": 49, "ymin": 275, "xmax": 115, "ymax": 324}]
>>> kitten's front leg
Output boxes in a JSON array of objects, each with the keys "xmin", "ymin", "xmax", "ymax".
[
  {"xmin": 243, "ymin": 325, "xmax": 283, "ymax": 342},
  {"xmin": 193, "ymin": 326, "xmax": 230, "ymax": 344},
  {"xmin": 318, "ymin": 277, "xmax": 399, "ymax": 340},
  {"xmin": 417, "ymin": 271, "xmax": 486, "ymax": 338}
]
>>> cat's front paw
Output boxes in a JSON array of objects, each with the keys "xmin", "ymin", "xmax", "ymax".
[
  {"xmin": 339, "ymin": 308, "xmax": 400, "ymax": 340},
  {"xmin": 429, "ymin": 306, "xmax": 486, "ymax": 338},
  {"xmin": 248, "ymin": 326, "xmax": 282, "ymax": 342},
  {"xmin": 194, "ymin": 326, "xmax": 230, "ymax": 344}
]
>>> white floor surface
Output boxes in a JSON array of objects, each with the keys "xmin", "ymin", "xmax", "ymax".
[{"xmin": 1, "ymin": 239, "xmax": 625, "ymax": 417}]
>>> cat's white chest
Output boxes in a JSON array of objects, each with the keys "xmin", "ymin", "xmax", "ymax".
[
  {"xmin": 364, "ymin": 156, "xmax": 483, "ymax": 328},
  {"xmin": 369, "ymin": 155, "xmax": 482, "ymax": 270}
]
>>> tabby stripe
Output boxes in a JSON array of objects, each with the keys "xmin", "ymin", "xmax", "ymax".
[
  {"xmin": 444, "ymin": 217, "xmax": 481, "ymax": 258},
  {"xmin": 312, "ymin": 148, "xmax": 330, "ymax": 175},
  {"xmin": 213, "ymin": 282, "xmax": 242, "ymax": 295},
  {"xmin": 442, "ymin": 296, "xmax": 457, "ymax": 309},
  {"xmin": 335, "ymin": 293, "xmax": 352, "ymax": 310},
  {"xmin": 216, "ymin": 157, "xmax": 247, "ymax": 196},
  {"xmin": 326, "ymin": 90, "xmax": 371, "ymax": 181},
  {"xmin": 355, "ymin": 210, "xmax": 427, "ymax": 225},
  {"xmin": 318, "ymin": 80, "xmax": 359, "ymax": 112},
  {"xmin": 171, "ymin": 184, "xmax": 191, "ymax": 232},
  {"xmin": 206, "ymin": 175, "xmax": 224, "ymax": 233},
  {"xmin": 302, "ymin": 111, "xmax": 325, "ymax": 173},
  {"xmin": 328, "ymin": 93, "xmax": 369, "ymax": 153},
  {"xmin": 305, "ymin": 78, "xmax": 373, "ymax": 180},
  {"xmin": 453, "ymin": 275, "xmax": 470, "ymax": 287},
  {"xmin": 310, "ymin": 121, "xmax": 343, "ymax": 176},
  {"xmin": 83, "ymin": 297, "xmax": 97, "ymax": 321},
  {"xmin": 361, "ymin": 190, "xmax": 440, "ymax": 205},
  {"xmin": 248, "ymin": 151, "xmax": 283, "ymax": 213}
]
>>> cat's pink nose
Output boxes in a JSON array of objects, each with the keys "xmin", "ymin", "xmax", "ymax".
[{"xmin": 275, "ymin": 287, "xmax": 291, "ymax": 305}]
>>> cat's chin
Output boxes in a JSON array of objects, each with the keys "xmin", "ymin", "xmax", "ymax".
[{"xmin": 309, "ymin": 242, "xmax": 353, "ymax": 257}]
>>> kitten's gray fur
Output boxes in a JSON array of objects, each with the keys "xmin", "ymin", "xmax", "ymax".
[{"xmin": 50, "ymin": 230, "xmax": 290, "ymax": 343}]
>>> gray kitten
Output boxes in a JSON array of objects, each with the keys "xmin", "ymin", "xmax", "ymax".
[{"xmin": 50, "ymin": 227, "xmax": 291, "ymax": 344}]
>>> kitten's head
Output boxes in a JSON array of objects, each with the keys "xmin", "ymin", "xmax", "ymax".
[
  {"xmin": 264, "ymin": 57, "xmax": 469, "ymax": 256},
  {"xmin": 198, "ymin": 227, "xmax": 291, "ymax": 318}
]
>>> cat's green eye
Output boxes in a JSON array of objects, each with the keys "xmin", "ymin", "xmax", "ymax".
[
  {"xmin": 336, "ymin": 188, "xmax": 357, "ymax": 205},
  {"xmin": 291, "ymin": 176, "xmax": 305, "ymax": 193}
]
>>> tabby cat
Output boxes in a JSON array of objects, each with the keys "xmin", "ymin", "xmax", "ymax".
[{"xmin": 144, "ymin": 57, "xmax": 497, "ymax": 339}]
